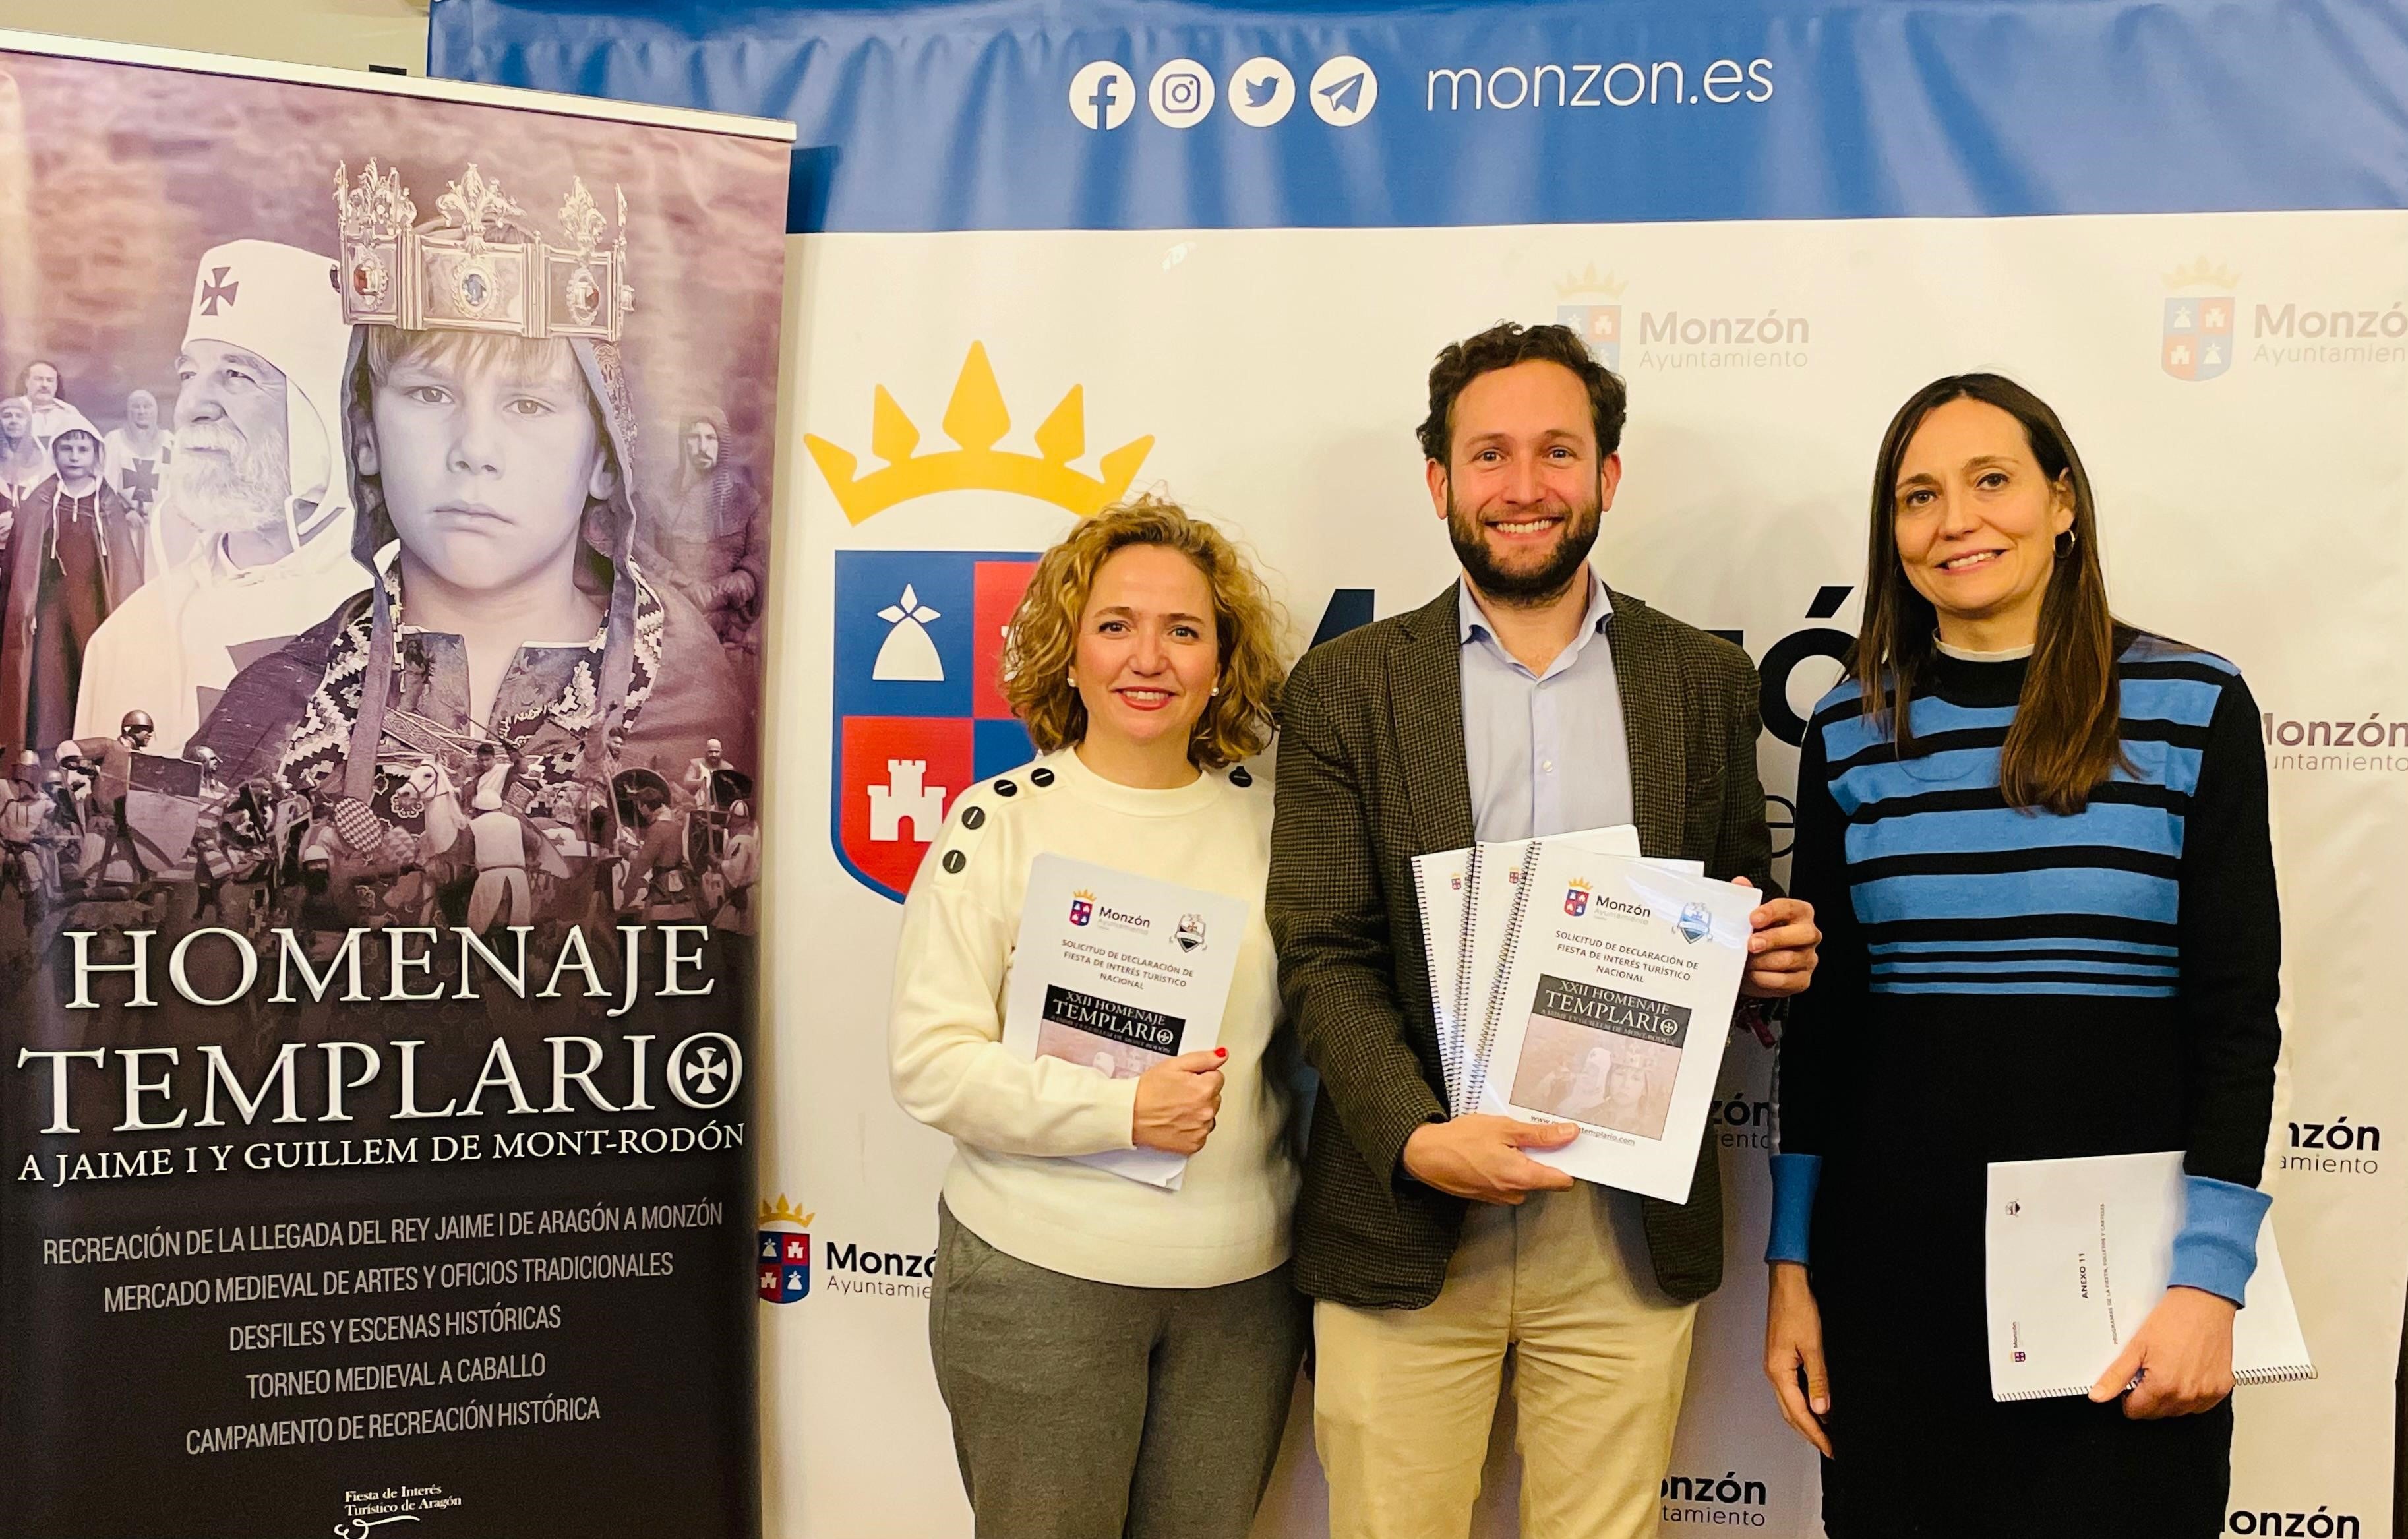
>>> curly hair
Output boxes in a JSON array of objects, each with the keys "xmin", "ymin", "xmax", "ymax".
[
  {"xmin": 1416, "ymin": 320, "xmax": 1627, "ymax": 465},
  {"xmin": 1001, "ymin": 495, "xmax": 1289, "ymax": 770}
]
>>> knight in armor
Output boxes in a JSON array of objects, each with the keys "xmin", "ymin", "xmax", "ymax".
[
  {"xmin": 619, "ymin": 783, "xmax": 692, "ymax": 920},
  {"xmin": 189, "ymin": 163, "xmax": 748, "ymax": 904},
  {"xmin": 0, "ymin": 748, "xmax": 56, "ymax": 914},
  {"xmin": 61, "ymin": 710, "xmax": 159, "ymax": 884},
  {"xmin": 711, "ymin": 797, "xmax": 758, "ymax": 936}
]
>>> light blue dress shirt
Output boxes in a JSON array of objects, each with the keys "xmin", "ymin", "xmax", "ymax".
[{"xmin": 1457, "ymin": 569, "xmax": 1635, "ymax": 844}]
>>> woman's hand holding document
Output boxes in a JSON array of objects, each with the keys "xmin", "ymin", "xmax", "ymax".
[
  {"xmin": 1985, "ymin": 1151, "xmax": 2311, "ymax": 1407},
  {"xmin": 1003, "ymin": 854, "xmax": 1250, "ymax": 1190}
]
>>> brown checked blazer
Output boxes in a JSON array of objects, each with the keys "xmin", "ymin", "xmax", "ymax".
[{"xmin": 1267, "ymin": 581, "xmax": 1774, "ymax": 1309}]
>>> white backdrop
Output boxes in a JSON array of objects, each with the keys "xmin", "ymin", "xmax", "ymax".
[{"xmin": 755, "ymin": 210, "xmax": 2406, "ymax": 1537}]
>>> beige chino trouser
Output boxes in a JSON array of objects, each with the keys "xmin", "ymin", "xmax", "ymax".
[{"xmin": 1313, "ymin": 1188, "xmax": 1698, "ymax": 1539}]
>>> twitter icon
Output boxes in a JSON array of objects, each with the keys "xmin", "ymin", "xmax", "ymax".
[{"xmin": 1227, "ymin": 57, "xmax": 1296, "ymax": 127}]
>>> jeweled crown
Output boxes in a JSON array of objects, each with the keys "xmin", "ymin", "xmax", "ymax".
[{"xmin": 334, "ymin": 160, "xmax": 634, "ymax": 341}]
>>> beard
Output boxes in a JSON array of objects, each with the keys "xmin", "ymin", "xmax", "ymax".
[
  {"xmin": 1446, "ymin": 485, "xmax": 1604, "ymax": 605},
  {"xmin": 170, "ymin": 416, "xmax": 293, "ymax": 536}
]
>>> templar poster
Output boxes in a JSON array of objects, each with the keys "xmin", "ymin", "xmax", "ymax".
[{"xmin": 0, "ymin": 35, "xmax": 790, "ymax": 1537}]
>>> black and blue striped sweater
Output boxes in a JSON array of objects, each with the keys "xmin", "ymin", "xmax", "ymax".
[{"xmin": 1768, "ymin": 632, "xmax": 2282, "ymax": 1302}]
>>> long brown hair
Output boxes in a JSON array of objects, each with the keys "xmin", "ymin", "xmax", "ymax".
[{"xmin": 1855, "ymin": 374, "xmax": 2122, "ymax": 814}]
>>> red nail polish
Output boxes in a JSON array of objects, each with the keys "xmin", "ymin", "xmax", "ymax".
[{"xmin": 1214, "ymin": 1047, "xmax": 1228, "ymax": 1058}]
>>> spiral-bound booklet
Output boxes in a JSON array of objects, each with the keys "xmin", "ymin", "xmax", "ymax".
[
  {"xmin": 1462, "ymin": 840, "xmax": 1753, "ymax": 1201},
  {"xmin": 1423, "ymin": 824, "xmax": 1640, "ymax": 1115},
  {"xmin": 1410, "ymin": 848, "xmax": 1475, "ymax": 1113},
  {"xmin": 1986, "ymin": 1151, "xmax": 2314, "ymax": 1401}
]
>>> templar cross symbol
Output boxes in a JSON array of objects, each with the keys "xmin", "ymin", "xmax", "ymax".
[
  {"xmin": 684, "ymin": 1046, "xmax": 729, "ymax": 1096},
  {"xmin": 199, "ymin": 267, "xmax": 239, "ymax": 316},
  {"xmin": 122, "ymin": 458, "xmax": 162, "ymax": 510}
]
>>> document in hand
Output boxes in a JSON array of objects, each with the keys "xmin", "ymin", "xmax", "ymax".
[
  {"xmin": 1462, "ymin": 841, "xmax": 1755, "ymax": 1201},
  {"xmin": 1985, "ymin": 1151, "xmax": 2314, "ymax": 1401},
  {"xmin": 1004, "ymin": 854, "xmax": 1251, "ymax": 1190},
  {"xmin": 1414, "ymin": 825, "xmax": 1642, "ymax": 1116}
]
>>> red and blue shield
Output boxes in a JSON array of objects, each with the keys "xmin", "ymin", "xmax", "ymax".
[
  {"xmin": 1070, "ymin": 896, "xmax": 1093, "ymax": 925},
  {"xmin": 758, "ymin": 1228, "xmax": 810, "ymax": 1303},
  {"xmin": 2162, "ymin": 294, "xmax": 2234, "ymax": 382},
  {"xmin": 834, "ymin": 549, "xmax": 1038, "ymax": 901},
  {"xmin": 1565, "ymin": 886, "xmax": 1590, "ymax": 917},
  {"xmin": 1557, "ymin": 303, "xmax": 1621, "ymax": 369}
]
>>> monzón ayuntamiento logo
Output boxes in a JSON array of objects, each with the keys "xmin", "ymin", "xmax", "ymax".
[
  {"xmin": 756, "ymin": 1195, "xmax": 938, "ymax": 1302},
  {"xmin": 2162, "ymin": 256, "xmax": 2238, "ymax": 383},
  {"xmin": 1557, "ymin": 264, "xmax": 1625, "ymax": 369},
  {"xmin": 758, "ymin": 1195, "xmax": 812, "ymax": 1304}
]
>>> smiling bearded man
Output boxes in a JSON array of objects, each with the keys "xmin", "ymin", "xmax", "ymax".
[
  {"xmin": 1267, "ymin": 320, "xmax": 1822, "ymax": 1539},
  {"xmin": 73, "ymin": 241, "xmax": 365, "ymax": 756}
]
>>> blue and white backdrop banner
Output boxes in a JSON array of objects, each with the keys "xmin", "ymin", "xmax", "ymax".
[{"xmin": 440, "ymin": 4, "xmax": 2408, "ymax": 1536}]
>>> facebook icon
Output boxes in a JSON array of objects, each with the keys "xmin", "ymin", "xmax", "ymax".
[{"xmin": 1069, "ymin": 61, "xmax": 1136, "ymax": 129}]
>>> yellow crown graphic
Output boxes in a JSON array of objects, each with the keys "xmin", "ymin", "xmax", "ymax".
[
  {"xmin": 1567, "ymin": 877, "xmax": 1592, "ymax": 891},
  {"xmin": 1073, "ymin": 888, "xmax": 1097, "ymax": 901},
  {"xmin": 2164, "ymin": 256, "xmax": 2240, "ymax": 291},
  {"xmin": 759, "ymin": 1195, "xmax": 816, "ymax": 1228},
  {"xmin": 805, "ymin": 342, "xmax": 1154, "ymax": 525},
  {"xmin": 1555, "ymin": 263, "xmax": 1629, "ymax": 301}
]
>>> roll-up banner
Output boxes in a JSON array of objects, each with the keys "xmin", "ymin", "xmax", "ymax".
[
  {"xmin": 0, "ymin": 30, "xmax": 791, "ymax": 1538},
  {"xmin": 436, "ymin": 4, "xmax": 2408, "ymax": 1537}
]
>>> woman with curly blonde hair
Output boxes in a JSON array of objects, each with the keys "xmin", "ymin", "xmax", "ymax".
[{"xmin": 888, "ymin": 495, "xmax": 1306, "ymax": 1539}]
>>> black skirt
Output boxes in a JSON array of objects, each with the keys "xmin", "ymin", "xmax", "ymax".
[{"xmin": 1810, "ymin": 1155, "xmax": 2233, "ymax": 1539}]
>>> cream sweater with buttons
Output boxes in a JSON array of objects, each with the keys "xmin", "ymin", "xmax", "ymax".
[{"xmin": 887, "ymin": 747, "xmax": 1296, "ymax": 1289}]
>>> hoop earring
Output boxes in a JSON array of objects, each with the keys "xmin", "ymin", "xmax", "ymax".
[{"xmin": 2055, "ymin": 529, "xmax": 2078, "ymax": 559}]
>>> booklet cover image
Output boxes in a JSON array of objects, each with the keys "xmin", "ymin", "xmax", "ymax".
[
  {"xmin": 1037, "ymin": 983, "xmax": 1186, "ymax": 1079},
  {"xmin": 1508, "ymin": 973, "xmax": 1685, "ymax": 1140}
]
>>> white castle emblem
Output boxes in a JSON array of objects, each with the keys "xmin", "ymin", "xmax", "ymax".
[{"xmin": 868, "ymin": 759, "xmax": 948, "ymax": 843}]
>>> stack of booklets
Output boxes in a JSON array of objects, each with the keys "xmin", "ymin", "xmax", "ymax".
[{"xmin": 1411, "ymin": 824, "xmax": 1756, "ymax": 1202}]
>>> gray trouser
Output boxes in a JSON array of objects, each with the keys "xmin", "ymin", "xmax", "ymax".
[{"xmin": 930, "ymin": 1200, "xmax": 1308, "ymax": 1539}]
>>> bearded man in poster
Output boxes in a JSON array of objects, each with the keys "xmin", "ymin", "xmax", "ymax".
[{"xmin": 73, "ymin": 240, "xmax": 365, "ymax": 756}]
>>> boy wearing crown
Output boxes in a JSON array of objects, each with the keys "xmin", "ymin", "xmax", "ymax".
[{"xmin": 189, "ymin": 162, "xmax": 746, "ymax": 925}]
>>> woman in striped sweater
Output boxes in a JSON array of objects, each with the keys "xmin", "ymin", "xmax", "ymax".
[{"xmin": 1761, "ymin": 375, "xmax": 2281, "ymax": 1536}]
